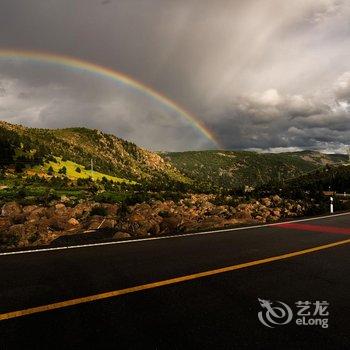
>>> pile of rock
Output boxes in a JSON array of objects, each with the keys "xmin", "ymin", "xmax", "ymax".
[
  {"xmin": 115, "ymin": 199, "xmax": 243, "ymax": 238},
  {"xmin": 0, "ymin": 194, "xmax": 309, "ymax": 248},
  {"xmin": 0, "ymin": 201, "xmax": 119, "ymax": 247},
  {"xmin": 234, "ymin": 195, "xmax": 306, "ymax": 224}
]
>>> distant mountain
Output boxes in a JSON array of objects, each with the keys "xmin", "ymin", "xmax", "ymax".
[
  {"xmin": 0, "ymin": 121, "xmax": 187, "ymax": 183},
  {"xmin": 279, "ymin": 162, "xmax": 350, "ymax": 194},
  {"xmin": 161, "ymin": 150, "xmax": 348, "ymax": 190}
]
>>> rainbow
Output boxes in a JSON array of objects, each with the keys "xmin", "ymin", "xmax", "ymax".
[{"xmin": 0, "ymin": 49, "xmax": 222, "ymax": 148}]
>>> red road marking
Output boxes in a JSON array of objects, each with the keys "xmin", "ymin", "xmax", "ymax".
[
  {"xmin": 273, "ymin": 223, "xmax": 350, "ymax": 235},
  {"xmin": 274, "ymin": 223, "xmax": 350, "ymax": 235}
]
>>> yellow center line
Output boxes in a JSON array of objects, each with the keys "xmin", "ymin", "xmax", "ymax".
[{"xmin": 1, "ymin": 238, "xmax": 350, "ymax": 321}]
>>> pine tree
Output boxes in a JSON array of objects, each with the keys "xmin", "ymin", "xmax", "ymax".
[{"xmin": 58, "ymin": 166, "xmax": 67, "ymax": 175}]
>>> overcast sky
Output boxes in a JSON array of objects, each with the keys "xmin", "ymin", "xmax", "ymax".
[{"xmin": 0, "ymin": 0, "xmax": 350, "ymax": 152}]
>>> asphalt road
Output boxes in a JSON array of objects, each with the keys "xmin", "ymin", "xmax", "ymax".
[{"xmin": 0, "ymin": 213, "xmax": 350, "ymax": 349}]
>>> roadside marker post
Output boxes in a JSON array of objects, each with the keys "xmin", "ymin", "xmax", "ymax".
[{"xmin": 330, "ymin": 196, "xmax": 334, "ymax": 214}]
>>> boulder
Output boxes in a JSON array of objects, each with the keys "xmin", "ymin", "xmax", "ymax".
[
  {"xmin": 234, "ymin": 211, "xmax": 253, "ymax": 220},
  {"xmin": 25, "ymin": 221, "xmax": 38, "ymax": 233},
  {"xmin": 1, "ymin": 202, "xmax": 22, "ymax": 217},
  {"xmin": 199, "ymin": 201, "xmax": 215, "ymax": 212},
  {"xmin": 68, "ymin": 218, "xmax": 80, "ymax": 226},
  {"xmin": 37, "ymin": 219, "xmax": 52, "ymax": 236},
  {"xmin": 113, "ymin": 232, "xmax": 131, "ymax": 239},
  {"xmin": 48, "ymin": 215, "xmax": 71, "ymax": 231},
  {"xmin": 60, "ymin": 195, "xmax": 70, "ymax": 203},
  {"xmin": 27, "ymin": 207, "xmax": 47, "ymax": 221},
  {"xmin": 160, "ymin": 216, "xmax": 182, "ymax": 234},
  {"xmin": 255, "ymin": 215, "xmax": 266, "ymax": 223},
  {"xmin": 72, "ymin": 202, "xmax": 94, "ymax": 218},
  {"xmin": 88, "ymin": 217, "xmax": 104, "ymax": 230},
  {"xmin": 272, "ymin": 195, "xmax": 282, "ymax": 205},
  {"xmin": 99, "ymin": 218, "xmax": 117, "ymax": 229},
  {"xmin": 130, "ymin": 221, "xmax": 154, "ymax": 237},
  {"xmin": 0, "ymin": 230, "xmax": 20, "ymax": 246},
  {"xmin": 11, "ymin": 213, "xmax": 27, "ymax": 225},
  {"xmin": 271, "ymin": 209, "xmax": 281, "ymax": 217},
  {"xmin": 236, "ymin": 203, "xmax": 254, "ymax": 213},
  {"xmin": 101, "ymin": 204, "xmax": 119, "ymax": 216},
  {"xmin": 0, "ymin": 217, "xmax": 11, "ymax": 230},
  {"xmin": 268, "ymin": 215, "xmax": 280, "ymax": 222},
  {"xmin": 131, "ymin": 203, "xmax": 151, "ymax": 213},
  {"xmin": 45, "ymin": 203, "xmax": 69, "ymax": 219},
  {"xmin": 261, "ymin": 198, "xmax": 272, "ymax": 207},
  {"xmin": 148, "ymin": 222, "xmax": 161, "ymax": 236},
  {"xmin": 4, "ymin": 224, "xmax": 27, "ymax": 246},
  {"xmin": 23, "ymin": 205, "xmax": 39, "ymax": 215},
  {"xmin": 285, "ymin": 202, "xmax": 293, "ymax": 210},
  {"xmin": 129, "ymin": 212, "xmax": 145, "ymax": 222},
  {"xmin": 210, "ymin": 205, "xmax": 229, "ymax": 217}
]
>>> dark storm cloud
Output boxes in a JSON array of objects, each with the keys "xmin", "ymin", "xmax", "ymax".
[
  {"xmin": 0, "ymin": 0, "xmax": 349, "ymax": 152},
  {"xmin": 205, "ymin": 87, "xmax": 350, "ymax": 152}
]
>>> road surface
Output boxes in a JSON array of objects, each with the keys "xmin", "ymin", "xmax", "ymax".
[{"xmin": 1, "ymin": 213, "xmax": 350, "ymax": 349}]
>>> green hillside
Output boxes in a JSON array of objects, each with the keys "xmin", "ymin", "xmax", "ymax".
[
  {"xmin": 162, "ymin": 150, "xmax": 348, "ymax": 190},
  {"xmin": 0, "ymin": 121, "xmax": 188, "ymax": 184}
]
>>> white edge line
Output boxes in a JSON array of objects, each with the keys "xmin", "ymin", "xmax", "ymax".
[{"xmin": 1, "ymin": 211, "xmax": 349, "ymax": 257}]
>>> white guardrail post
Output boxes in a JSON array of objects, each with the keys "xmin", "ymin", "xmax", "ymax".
[{"xmin": 330, "ymin": 196, "xmax": 334, "ymax": 214}]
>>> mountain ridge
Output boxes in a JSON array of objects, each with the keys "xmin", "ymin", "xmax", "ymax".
[
  {"xmin": 0, "ymin": 120, "xmax": 348, "ymax": 189},
  {"xmin": 161, "ymin": 149, "xmax": 347, "ymax": 189}
]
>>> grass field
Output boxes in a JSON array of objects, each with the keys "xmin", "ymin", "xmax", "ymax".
[{"xmin": 30, "ymin": 157, "xmax": 135, "ymax": 184}]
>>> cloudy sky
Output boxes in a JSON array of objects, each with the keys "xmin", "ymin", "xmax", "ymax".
[{"xmin": 0, "ymin": 0, "xmax": 350, "ymax": 152}]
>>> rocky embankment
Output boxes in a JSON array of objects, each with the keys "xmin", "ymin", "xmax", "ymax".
[{"xmin": 0, "ymin": 194, "xmax": 309, "ymax": 248}]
